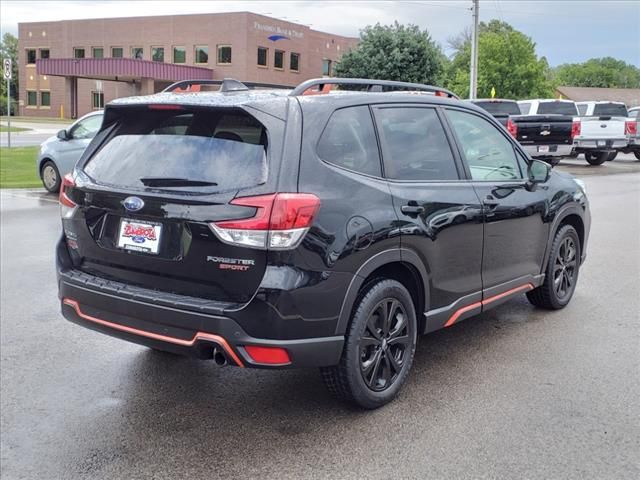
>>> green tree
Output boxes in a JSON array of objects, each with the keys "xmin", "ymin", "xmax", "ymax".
[
  {"xmin": 0, "ymin": 33, "xmax": 19, "ymax": 115},
  {"xmin": 552, "ymin": 57, "xmax": 640, "ymax": 88},
  {"xmin": 334, "ymin": 22, "xmax": 446, "ymax": 85},
  {"xmin": 445, "ymin": 20, "xmax": 552, "ymax": 99}
]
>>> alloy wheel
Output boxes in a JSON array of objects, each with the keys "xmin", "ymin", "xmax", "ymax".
[
  {"xmin": 553, "ymin": 237, "xmax": 577, "ymax": 300},
  {"xmin": 360, "ymin": 298, "xmax": 411, "ymax": 392},
  {"xmin": 43, "ymin": 165, "xmax": 58, "ymax": 191}
]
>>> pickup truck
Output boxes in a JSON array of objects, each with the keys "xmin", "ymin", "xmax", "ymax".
[
  {"xmin": 574, "ymin": 101, "xmax": 634, "ymax": 164},
  {"xmin": 510, "ymin": 99, "xmax": 579, "ymax": 165},
  {"xmin": 469, "ymin": 99, "xmax": 521, "ymax": 127},
  {"xmin": 619, "ymin": 106, "xmax": 640, "ymax": 160}
]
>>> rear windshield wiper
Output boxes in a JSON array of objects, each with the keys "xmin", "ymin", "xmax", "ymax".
[{"xmin": 139, "ymin": 177, "xmax": 218, "ymax": 187}]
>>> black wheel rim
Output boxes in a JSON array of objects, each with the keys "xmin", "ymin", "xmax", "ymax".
[
  {"xmin": 553, "ymin": 237, "xmax": 577, "ymax": 300},
  {"xmin": 359, "ymin": 298, "xmax": 411, "ymax": 392}
]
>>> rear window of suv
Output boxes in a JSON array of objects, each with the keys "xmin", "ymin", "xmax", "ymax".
[
  {"xmin": 83, "ymin": 108, "xmax": 268, "ymax": 192},
  {"xmin": 473, "ymin": 101, "xmax": 520, "ymax": 116},
  {"xmin": 593, "ymin": 103, "xmax": 629, "ymax": 117},
  {"xmin": 537, "ymin": 102, "xmax": 578, "ymax": 115}
]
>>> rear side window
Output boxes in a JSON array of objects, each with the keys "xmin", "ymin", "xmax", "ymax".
[
  {"xmin": 375, "ymin": 107, "xmax": 458, "ymax": 181},
  {"xmin": 447, "ymin": 109, "xmax": 522, "ymax": 181},
  {"xmin": 537, "ymin": 101, "xmax": 578, "ymax": 115},
  {"xmin": 84, "ymin": 108, "xmax": 268, "ymax": 192},
  {"xmin": 593, "ymin": 103, "xmax": 628, "ymax": 117},
  {"xmin": 474, "ymin": 101, "xmax": 520, "ymax": 116},
  {"xmin": 518, "ymin": 102, "xmax": 531, "ymax": 115},
  {"xmin": 317, "ymin": 106, "xmax": 381, "ymax": 177},
  {"xmin": 577, "ymin": 104, "xmax": 588, "ymax": 116}
]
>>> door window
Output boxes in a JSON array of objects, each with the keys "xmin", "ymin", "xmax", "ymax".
[
  {"xmin": 317, "ymin": 106, "xmax": 381, "ymax": 177},
  {"xmin": 375, "ymin": 107, "xmax": 458, "ymax": 181},
  {"xmin": 70, "ymin": 115, "xmax": 103, "ymax": 139},
  {"xmin": 447, "ymin": 109, "xmax": 522, "ymax": 181}
]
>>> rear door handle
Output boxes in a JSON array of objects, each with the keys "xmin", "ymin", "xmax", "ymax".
[
  {"xmin": 483, "ymin": 196, "xmax": 500, "ymax": 206},
  {"xmin": 401, "ymin": 204, "xmax": 425, "ymax": 215}
]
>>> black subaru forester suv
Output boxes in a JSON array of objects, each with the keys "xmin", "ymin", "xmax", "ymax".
[{"xmin": 57, "ymin": 78, "xmax": 590, "ymax": 409}]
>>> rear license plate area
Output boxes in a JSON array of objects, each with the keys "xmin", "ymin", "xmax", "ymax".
[
  {"xmin": 117, "ymin": 218, "xmax": 162, "ymax": 254},
  {"xmin": 538, "ymin": 145, "xmax": 550, "ymax": 153}
]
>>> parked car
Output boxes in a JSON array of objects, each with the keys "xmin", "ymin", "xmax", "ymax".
[
  {"xmin": 469, "ymin": 99, "xmax": 520, "ymax": 127},
  {"xmin": 36, "ymin": 111, "xmax": 104, "ymax": 192},
  {"xmin": 620, "ymin": 106, "xmax": 640, "ymax": 160},
  {"xmin": 57, "ymin": 78, "xmax": 590, "ymax": 409},
  {"xmin": 512, "ymin": 99, "xmax": 579, "ymax": 165},
  {"xmin": 574, "ymin": 101, "xmax": 632, "ymax": 164}
]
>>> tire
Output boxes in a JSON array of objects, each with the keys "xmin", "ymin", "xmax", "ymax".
[
  {"xmin": 584, "ymin": 152, "xmax": 608, "ymax": 165},
  {"xmin": 321, "ymin": 279, "xmax": 417, "ymax": 409},
  {"xmin": 527, "ymin": 224, "xmax": 581, "ymax": 310},
  {"xmin": 568, "ymin": 150, "xmax": 578, "ymax": 159},
  {"xmin": 634, "ymin": 151, "xmax": 640, "ymax": 161},
  {"xmin": 41, "ymin": 160, "xmax": 61, "ymax": 193},
  {"xmin": 606, "ymin": 151, "xmax": 617, "ymax": 161}
]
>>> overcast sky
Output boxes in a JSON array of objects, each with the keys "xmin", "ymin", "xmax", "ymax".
[{"xmin": 1, "ymin": 0, "xmax": 638, "ymax": 66}]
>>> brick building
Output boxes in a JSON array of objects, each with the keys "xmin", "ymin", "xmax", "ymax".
[{"xmin": 18, "ymin": 11, "xmax": 358, "ymax": 118}]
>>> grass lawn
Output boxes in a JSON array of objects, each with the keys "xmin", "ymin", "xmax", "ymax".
[
  {"xmin": 0, "ymin": 126, "xmax": 32, "ymax": 133},
  {"xmin": 0, "ymin": 147, "xmax": 42, "ymax": 188}
]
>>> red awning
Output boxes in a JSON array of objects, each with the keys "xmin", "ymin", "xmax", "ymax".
[{"xmin": 37, "ymin": 58, "xmax": 213, "ymax": 82}]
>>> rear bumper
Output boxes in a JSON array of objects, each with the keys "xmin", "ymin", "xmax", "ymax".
[
  {"xmin": 59, "ymin": 278, "xmax": 344, "ymax": 369},
  {"xmin": 522, "ymin": 144, "xmax": 573, "ymax": 158},
  {"xmin": 574, "ymin": 138, "xmax": 627, "ymax": 150}
]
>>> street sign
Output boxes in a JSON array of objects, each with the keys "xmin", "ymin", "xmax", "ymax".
[{"xmin": 3, "ymin": 58, "xmax": 11, "ymax": 80}]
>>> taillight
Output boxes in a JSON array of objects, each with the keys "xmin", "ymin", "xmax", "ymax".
[
  {"xmin": 59, "ymin": 174, "xmax": 77, "ymax": 219},
  {"xmin": 506, "ymin": 118, "xmax": 517, "ymax": 138},
  {"xmin": 625, "ymin": 120, "xmax": 637, "ymax": 136},
  {"xmin": 209, "ymin": 193, "xmax": 321, "ymax": 250},
  {"xmin": 571, "ymin": 120, "xmax": 581, "ymax": 139}
]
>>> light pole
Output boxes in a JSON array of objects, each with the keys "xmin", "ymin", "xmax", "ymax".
[{"xmin": 469, "ymin": 0, "xmax": 479, "ymax": 99}]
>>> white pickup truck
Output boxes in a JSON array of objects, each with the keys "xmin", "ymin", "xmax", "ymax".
[{"xmin": 574, "ymin": 101, "xmax": 631, "ymax": 164}]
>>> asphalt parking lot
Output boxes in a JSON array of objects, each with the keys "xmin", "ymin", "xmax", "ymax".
[{"xmin": 1, "ymin": 168, "xmax": 639, "ymax": 479}]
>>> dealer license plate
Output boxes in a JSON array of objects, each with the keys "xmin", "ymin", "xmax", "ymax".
[{"xmin": 117, "ymin": 219, "xmax": 162, "ymax": 255}]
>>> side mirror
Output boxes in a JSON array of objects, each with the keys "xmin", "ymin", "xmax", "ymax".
[
  {"xmin": 527, "ymin": 159, "xmax": 551, "ymax": 190},
  {"xmin": 57, "ymin": 129, "xmax": 69, "ymax": 141}
]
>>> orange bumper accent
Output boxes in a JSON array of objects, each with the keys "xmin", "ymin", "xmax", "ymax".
[{"xmin": 62, "ymin": 298, "xmax": 244, "ymax": 367}]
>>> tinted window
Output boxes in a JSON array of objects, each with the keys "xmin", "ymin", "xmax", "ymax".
[
  {"xmin": 376, "ymin": 107, "xmax": 458, "ymax": 181},
  {"xmin": 577, "ymin": 104, "xmax": 588, "ymax": 116},
  {"xmin": 474, "ymin": 101, "xmax": 520, "ymax": 116},
  {"xmin": 447, "ymin": 109, "xmax": 522, "ymax": 181},
  {"xmin": 518, "ymin": 102, "xmax": 531, "ymax": 115},
  {"xmin": 274, "ymin": 50, "xmax": 284, "ymax": 69},
  {"xmin": 593, "ymin": 103, "xmax": 628, "ymax": 117},
  {"xmin": 290, "ymin": 52, "xmax": 300, "ymax": 71},
  {"xmin": 257, "ymin": 47, "xmax": 268, "ymax": 66},
  {"xmin": 537, "ymin": 101, "xmax": 578, "ymax": 115},
  {"xmin": 27, "ymin": 49, "xmax": 36, "ymax": 64},
  {"xmin": 317, "ymin": 106, "xmax": 381, "ymax": 177},
  {"xmin": 84, "ymin": 110, "xmax": 267, "ymax": 192}
]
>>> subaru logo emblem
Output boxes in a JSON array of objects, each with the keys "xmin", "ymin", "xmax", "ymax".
[{"xmin": 123, "ymin": 196, "xmax": 144, "ymax": 212}]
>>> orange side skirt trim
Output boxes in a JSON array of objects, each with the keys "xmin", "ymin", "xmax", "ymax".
[
  {"xmin": 62, "ymin": 298, "xmax": 244, "ymax": 367},
  {"xmin": 444, "ymin": 283, "xmax": 535, "ymax": 328}
]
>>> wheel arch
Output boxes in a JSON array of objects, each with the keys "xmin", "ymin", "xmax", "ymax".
[
  {"xmin": 542, "ymin": 206, "xmax": 586, "ymax": 271},
  {"xmin": 334, "ymin": 249, "xmax": 429, "ymax": 336},
  {"xmin": 38, "ymin": 157, "xmax": 56, "ymax": 178}
]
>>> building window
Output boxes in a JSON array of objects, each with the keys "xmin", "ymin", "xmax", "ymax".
[
  {"xmin": 152, "ymin": 47, "xmax": 164, "ymax": 62},
  {"xmin": 73, "ymin": 48, "xmax": 85, "ymax": 59},
  {"xmin": 322, "ymin": 59, "xmax": 332, "ymax": 76},
  {"xmin": 194, "ymin": 46, "xmax": 208, "ymax": 64},
  {"xmin": 274, "ymin": 50, "xmax": 284, "ymax": 70},
  {"xmin": 217, "ymin": 45, "xmax": 232, "ymax": 65},
  {"xmin": 290, "ymin": 52, "xmax": 300, "ymax": 72},
  {"xmin": 257, "ymin": 47, "xmax": 268, "ymax": 67},
  {"xmin": 27, "ymin": 91, "xmax": 37, "ymax": 106},
  {"xmin": 92, "ymin": 47, "xmax": 104, "ymax": 59},
  {"xmin": 111, "ymin": 47, "xmax": 123, "ymax": 58},
  {"xmin": 131, "ymin": 47, "xmax": 143, "ymax": 60},
  {"xmin": 39, "ymin": 49, "xmax": 50, "ymax": 60},
  {"xmin": 26, "ymin": 49, "xmax": 37, "ymax": 64},
  {"xmin": 173, "ymin": 46, "xmax": 186, "ymax": 63},
  {"xmin": 92, "ymin": 91, "xmax": 105, "ymax": 109},
  {"xmin": 40, "ymin": 91, "xmax": 51, "ymax": 107}
]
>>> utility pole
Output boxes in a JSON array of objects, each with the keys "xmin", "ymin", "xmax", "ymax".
[{"xmin": 469, "ymin": 0, "xmax": 479, "ymax": 99}]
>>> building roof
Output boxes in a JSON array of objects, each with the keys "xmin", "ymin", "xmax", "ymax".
[
  {"xmin": 36, "ymin": 58, "xmax": 213, "ymax": 82},
  {"xmin": 556, "ymin": 86, "xmax": 640, "ymax": 107}
]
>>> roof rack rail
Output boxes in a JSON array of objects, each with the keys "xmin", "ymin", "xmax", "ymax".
[
  {"xmin": 163, "ymin": 78, "xmax": 293, "ymax": 93},
  {"xmin": 289, "ymin": 78, "xmax": 459, "ymax": 99}
]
